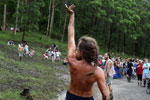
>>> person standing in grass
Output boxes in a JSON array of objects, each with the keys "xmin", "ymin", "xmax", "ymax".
[
  {"xmin": 18, "ymin": 44, "xmax": 24, "ymax": 61},
  {"xmin": 65, "ymin": 4, "xmax": 109, "ymax": 100},
  {"xmin": 24, "ymin": 43, "xmax": 29, "ymax": 56}
]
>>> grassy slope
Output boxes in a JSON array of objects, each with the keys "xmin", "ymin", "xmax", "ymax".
[
  {"xmin": 0, "ymin": 31, "xmax": 69, "ymax": 100},
  {"xmin": 0, "ymin": 31, "xmax": 134, "ymax": 100}
]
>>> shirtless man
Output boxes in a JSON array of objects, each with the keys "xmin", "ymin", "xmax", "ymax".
[
  {"xmin": 104, "ymin": 53, "xmax": 115, "ymax": 100},
  {"xmin": 65, "ymin": 4, "xmax": 109, "ymax": 100},
  {"xmin": 18, "ymin": 44, "xmax": 24, "ymax": 61}
]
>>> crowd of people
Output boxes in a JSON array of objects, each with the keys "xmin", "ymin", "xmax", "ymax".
[
  {"xmin": 98, "ymin": 54, "xmax": 150, "ymax": 94},
  {"xmin": 43, "ymin": 44, "xmax": 61, "ymax": 62},
  {"xmin": 7, "ymin": 40, "xmax": 35, "ymax": 61},
  {"xmin": 7, "ymin": 39, "xmax": 63, "ymax": 63},
  {"xmin": 18, "ymin": 43, "xmax": 35, "ymax": 61}
]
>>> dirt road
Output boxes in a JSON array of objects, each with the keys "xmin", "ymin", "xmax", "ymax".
[
  {"xmin": 93, "ymin": 78, "xmax": 150, "ymax": 100},
  {"xmin": 56, "ymin": 78, "xmax": 150, "ymax": 100}
]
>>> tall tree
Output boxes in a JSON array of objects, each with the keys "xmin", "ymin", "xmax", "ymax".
[
  {"xmin": 46, "ymin": 0, "xmax": 52, "ymax": 37},
  {"xmin": 2, "ymin": 3, "xmax": 7, "ymax": 30},
  {"xmin": 62, "ymin": 14, "xmax": 67, "ymax": 42},
  {"xmin": 18, "ymin": 0, "xmax": 44, "ymax": 41},
  {"xmin": 1, "ymin": 0, "xmax": 150, "ymax": 57},
  {"xmin": 14, "ymin": 0, "xmax": 20, "ymax": 35},
  {"xmin": 49, "ymin": 0, "xmax": 55, "ymax": 37}
]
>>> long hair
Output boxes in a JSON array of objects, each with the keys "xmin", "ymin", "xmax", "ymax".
[
  {"xmin": 107, "ymin": 53, "xmax": 111, "ymax": 59},
  {"xmin": 78, "ymin": 36, "xmax": 99, "ymax": 66}
]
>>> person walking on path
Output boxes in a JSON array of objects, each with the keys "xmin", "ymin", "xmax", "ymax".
[
  {"xmin": 142, "ymin": 58, "xmax": 150, "ymax": 87},
  {"xmin": 136, "ymin": 60, "xmax": 143, "ymax": 86},
  {"xmin": 65, "ymin": 4, "xmax": 109, "ymax": 100},
  {"xmin": 104, "ymin": 53, "xmax": 115, "ymax": 100},
  {"xmin": 127, "ymin": 59, "xmax": 133, "ymax": 82}
]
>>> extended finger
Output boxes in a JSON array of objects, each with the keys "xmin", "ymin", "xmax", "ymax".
[
  {"xmin": 65, "ymin": 4, "xmax": 69, "ymax": 9},
  {"xmin": 69, "ymin": 4, "xmax": 76, "ymax": 9}
]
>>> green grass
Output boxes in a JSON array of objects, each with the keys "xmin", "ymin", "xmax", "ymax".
[
  {"xmin": 0, "ymin": 31, "xmax": 136, "ymax": 100},
  {"xmin": 0, "ymin": 31, "xmax": 68, "ymax": 100}
]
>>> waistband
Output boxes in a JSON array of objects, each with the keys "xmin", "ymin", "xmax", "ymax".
[{"xmin": 66, "ymin": 91, "xmax": 94, "ymax": 100}]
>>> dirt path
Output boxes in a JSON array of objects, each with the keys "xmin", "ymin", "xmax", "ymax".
[
  {"xmin": 56, "ymin": 78, "xmax": 150, "ymax": 100},
  {"xmin": 93, "ymin": 78, "xmax": 150, "ymax": 100}
]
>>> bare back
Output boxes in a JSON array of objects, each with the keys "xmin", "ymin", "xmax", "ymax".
[
  {"xmin": 68, "ymin": 60, "xmax": 108, "ymax": 98},
  {"xmin": 68, "ymin": 61, "xmax": 96, "ymax": 97}
]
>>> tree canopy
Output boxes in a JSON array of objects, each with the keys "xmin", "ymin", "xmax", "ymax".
[{"xmin": 0, "ymin": 0, "xmax": 150, "ymax": 58}]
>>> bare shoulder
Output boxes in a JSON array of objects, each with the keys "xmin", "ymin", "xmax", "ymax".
[
  {"xmin": 68, "ymin": 52, "xmax": 77, "ymax": 64},
  {"xmin": 107, "ymin": 59, "xmax": 113, "ymax": 64},
  {"xmin": 68, "ymin": 53, "xmax": 82, "ymax": 69},
  {"xmin": 94, "ymin": 67, "xmax": 105, "ymax": 79}
]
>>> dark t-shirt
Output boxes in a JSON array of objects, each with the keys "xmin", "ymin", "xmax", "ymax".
[
  {"xmin": 128, "ymin": 62, "xmax": 133, "ymax": 69},
  {"xmin": 127, "ymin": 62, "xmax": 133, "ymax": 76}
]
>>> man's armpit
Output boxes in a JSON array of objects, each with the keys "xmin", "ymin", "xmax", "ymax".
[{"xmin": 68, "ymin": 55, "xmax": 77, "ymax": 66}]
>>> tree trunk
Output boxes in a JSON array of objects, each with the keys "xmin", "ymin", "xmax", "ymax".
[
  {"xmin": 2, "ymin": 4, "xmax": 7, "ymax": 30},
  {"xmin": 22, "ymin": 30, "xmax": 25, "ymax": 41},
  {"xmin": 58, "ymin": 0, "xmax": 69, "ymax": 28},
  {"xmin": 61, "ymin": 14, "xmax": 67, "ymax": 42},
  {"xmin": 108, "ymin": 23, "xmax": 113, "ymax": 52},
  {"xmin": 21, "ymin": 0, "xmax": 27, "ymax": 41},
  {"xmin": 102, "ymin": 21, "xmax": 106, "ymax": 49},
  {"xmin": 46, "ymin": 0, "xmax": 52, "ymax": 37},
  {"xmin": 143, "ymin": 29, "xmax": 149, "ymax": 57},
  {"xmin": 14, "ymin": 0, "xmax": 20, "ymax": 35},
  {"xmin": 144, "ymin": 37, "xmax": 148, "ymax": 58},
  {"xmin": 117, "ymin": 29, "xmax": 120, "ymax": 53},
  {"xmin": 20, "ymin": 10, "xmax": 23, "ymax": 32},
  {"xmin": 134, "ymin": 41, "xmax": 137, "ymax": 56},
  {"xmin": 49, "ymin": 0, "xmax": 55, "ymax": 37},
  {"xmin": 59, "ymin": 12, "xmax": 62, "ymax": 28},
  {"xmin": 123, "ymin": 31, "xmax": 126, "ymax": 53}
]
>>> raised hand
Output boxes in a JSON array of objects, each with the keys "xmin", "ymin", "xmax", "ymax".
[{"xmin": 65, "ymin": 4, "xmax": 76, "ymax": 14}]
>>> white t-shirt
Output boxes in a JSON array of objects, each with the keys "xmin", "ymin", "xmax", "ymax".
[
  {"xmin": 24, "ymin": 45, "xmax": 29, "ymax": 50},
  {"xmin": 56, "ymin": 52, "xmax": 61, "ymax": 57}
]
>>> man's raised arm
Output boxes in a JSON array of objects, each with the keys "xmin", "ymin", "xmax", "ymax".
[{"xmin": 66, "ymin": 4, "xmax": 76, "ymax": 59}]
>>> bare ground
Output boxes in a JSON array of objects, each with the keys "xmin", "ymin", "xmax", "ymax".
[
  {"xmin": 93, "ymin": 78, "xmax": 150, "ymax": 100},
  {"xmin": 55, "ymin": 76, "xmax": 150, "ymax": 100}
]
